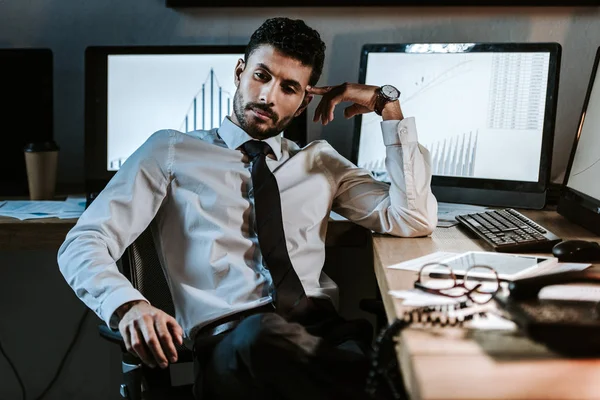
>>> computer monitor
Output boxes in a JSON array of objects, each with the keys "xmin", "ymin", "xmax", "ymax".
[
  {"xmin": 85, "ymin": 45, "xmax": 307, "ymax": 198},
  {"xmin": 0, "ymin": 48, "xmax": 53, "ymax": 196},
  {"xmin": 352, "ymin": 43, "xmax": 561, "ymax": 209},
  {"xmin": 557, "ymin": 47, "xmax": 600, "ymax": 236}
]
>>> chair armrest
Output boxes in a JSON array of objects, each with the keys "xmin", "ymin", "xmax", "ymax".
[
  {"xmin": 98, "ymin": 324, "xmax": 126, "ymax": 347},
  {"xmin": 98, "ymin": 324, "xmax": 195, "ymax": 363}
]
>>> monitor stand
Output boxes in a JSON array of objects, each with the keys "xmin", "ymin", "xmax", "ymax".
[{"xmin": 432, "ymin": 185, "xmax": 547, "ymax": 210}]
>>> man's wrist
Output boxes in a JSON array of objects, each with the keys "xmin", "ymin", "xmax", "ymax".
[
  {"xmin": 381, "ymin": 100, "xmax": 404, "ymax": 121},
  {"xmin": 116, "ymin": 300, "xmax": 144, "ymax": 319}
]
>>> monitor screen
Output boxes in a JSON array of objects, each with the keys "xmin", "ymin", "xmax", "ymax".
[
  {"xmin": 565, "ymin": 62, "xmax": 600, "ymax": 203},
  {"xmin": 0, "ymin": 49, "xmax": 53, "ymax": 195},
  {"xmin": 353, "ymin": 43, "xmax": 561, "ymax": 209},
  {"xmin": 107, "ymin": 53, "xmax": 241, "ymax": 171},
  {"xmin": 558, "ymin": 46, "xmax": 600, "ymax": 235},
  {"xmin": 85, "ymin": 45, "xmax": 307, "ymax": 198}
]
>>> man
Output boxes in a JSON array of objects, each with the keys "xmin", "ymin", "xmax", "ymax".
[{"xmin": 58, "ymin": 17, "xmax": 437, "ymax": 400}]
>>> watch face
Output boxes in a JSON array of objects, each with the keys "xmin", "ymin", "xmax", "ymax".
[{"xmin": 381, "ymin": 85, "xmax": 400, "ymax": 99}]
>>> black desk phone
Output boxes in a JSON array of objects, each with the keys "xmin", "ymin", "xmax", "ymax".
[{"xmin": 495, "ymin": 269, "xmax": 600, "ymax": 356}]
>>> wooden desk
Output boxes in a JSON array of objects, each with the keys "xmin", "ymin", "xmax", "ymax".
[
  {"xmin": 373, "ymin": 210, "xmax": 600, "ymax": 400},
  {"xmin": 0, "ymin": 216, "xmax": 77, "ymax": 250},
  {"xmin": 0, "ymin": 216, "xmax": 367, "ymax": 251}
]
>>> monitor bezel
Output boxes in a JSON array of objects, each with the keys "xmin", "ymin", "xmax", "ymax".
[
  {"xmin": 85, "ymin": 45, "xmax": 308, "ymax": 197},
  {"xmin": 557, "ymin": 46, "xmax": 600, "ymax": 236},
  {"xmin": 0, "ymin": 48, "xmax": 53, "ymax": 196},
  {"xmin": 352, "ymin": 42, "xmax": 561, "ymax": 199},
  {"xmin": 85, "ymin": 45, "xmax": 247, "ymax": 190}
]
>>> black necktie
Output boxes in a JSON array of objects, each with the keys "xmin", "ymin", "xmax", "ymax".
[{"xmin": 243, "ymin": 140, "xmax": 309, "ymax": 319}]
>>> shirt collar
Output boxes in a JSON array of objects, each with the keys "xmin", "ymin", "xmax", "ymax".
[{"xmin": 217, "ymin": 117, "xmax": 283, "ymax": 161}]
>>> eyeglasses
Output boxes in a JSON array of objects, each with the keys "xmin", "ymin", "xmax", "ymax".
[{"xmin": 414, "ymin": 262, "xmax": 500, "ymax": 304}]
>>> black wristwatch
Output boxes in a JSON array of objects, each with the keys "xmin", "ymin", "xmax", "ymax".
[{"xmin": 374, "ymin": 84, "xmax": 401, "ymax": 116}]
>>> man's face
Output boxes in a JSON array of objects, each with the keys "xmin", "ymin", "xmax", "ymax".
[{"xmin": 231, "ymin": 45, "xmax": 313, "ymax": 140}]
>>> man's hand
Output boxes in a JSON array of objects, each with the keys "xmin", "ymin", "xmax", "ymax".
[
  {"xmin": 307, "ymin": 82, "xmax": 403, "ymax": 125},
  {"xmin": 116, "ymin": 300, "xmax": 184, "ymax": 369}
]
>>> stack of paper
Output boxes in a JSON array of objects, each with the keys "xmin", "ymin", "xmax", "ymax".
[{"xmin": 0, "ymin": 195, "xmax": 86, "ymax": 220}]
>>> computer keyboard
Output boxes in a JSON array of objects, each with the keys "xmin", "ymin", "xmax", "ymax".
[{"xmin": 455, "ymin": 208, "xmax": 561, "ymax": 253}]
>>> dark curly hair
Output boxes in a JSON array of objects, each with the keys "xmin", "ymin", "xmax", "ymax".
[{"xmin": 245, "ymin": 17, "xmax": 326, "ymax": 87}]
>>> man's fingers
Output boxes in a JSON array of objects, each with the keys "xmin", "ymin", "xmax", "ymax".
[
  {"xmin": 306, "ymin": 85, "xmax": 332, "ymax": 95},
  {"xmin": 324, "ymin": 96, "xmax": 343, "ymax": 125},
  {"xmin": 344, "ymin": 103, "xmax": 371, "ymax": 119},
  {"xmin": 167, "ymin": 319, "xmax": 184, "ymax": 346},
  {"xmin": 138, "ymin": 319, "xmax": 169, "ymax": 368},
  {"xmin": 122, "ymin": 326, "xmax": 133, "ymax": 355},
  {"xmin": 155, "ymin": 320, "xmax": 178, "ymax": 363},
  {"xmin": 129, "ymin": 325, "xmax": 154, "ymax": 367},
  {"xmin": 313, "ymin": 99, "xmax": 323, "ymax": 123}
]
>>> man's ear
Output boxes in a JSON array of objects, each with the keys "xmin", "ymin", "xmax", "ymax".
[
  {"xmin": 234, "ymin": 58, "xmax": 245, "ymax": 87},
  {"xmin": 294, "ymin": 93, "xmax": 313, "ymax": 118}
]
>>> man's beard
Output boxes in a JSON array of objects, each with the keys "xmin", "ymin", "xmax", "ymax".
[{"xmin": 233, "ymin": 90, "xmax": 294, "ymax": 140}]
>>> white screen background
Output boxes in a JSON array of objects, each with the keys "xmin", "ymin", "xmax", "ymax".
[
  {"xmin": 566, "ymin": 66, "xmax": 600, "ymax": 202},
  {"xmin": 107, "ymin": 54, "xmax": 242, "ymax": 170},
  {"xmin": 358, "ymin": 50, "xmax": 550, "ymax": 183}
]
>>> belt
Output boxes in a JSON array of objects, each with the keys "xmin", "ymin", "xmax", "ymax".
[{"xmin": 195, "ymin": 303, "xmax": 275, "ymax": 338}]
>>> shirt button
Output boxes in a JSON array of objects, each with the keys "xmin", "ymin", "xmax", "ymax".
[{"xmin": 400, "ymin": 128, "xmax": 408, "ymax": 135}]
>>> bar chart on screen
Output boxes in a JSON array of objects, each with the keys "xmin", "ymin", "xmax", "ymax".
[
  {"xmin": 424, "ymin": 130, "xmax": 478, "ymax": 177},
  {"xmin": 179, "ymin": 68, "xmax": 233, "ymax": 134}
]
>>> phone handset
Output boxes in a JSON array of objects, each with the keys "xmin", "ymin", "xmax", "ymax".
[{"xmin": 508, "ymin": 269, "xmax": 600, "ymax": 300}]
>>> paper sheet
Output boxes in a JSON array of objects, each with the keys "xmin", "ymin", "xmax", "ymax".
[
  {"xmin": 389, "ymin": 289, "xmax": 463, "ymax": 306},
  {"xmin": 387, "ymin": 251, "xmax": 591, "ymax": 279},
  {"xmin": 58, "ymin": 195, "xmax": 86, "ymax": 219},
  {"xmin": 387, "ymin": 251, "xmax": 457, "ymax": 271},
  {"xmin": 437, "ymin": 202, "xmax": 488, "ymax": 228},
  {"xmin": 0, "ymin": 196, "xmax": 86, "ymax": 220},
  {"xmin": 0, "ymin": 201, "xmax": 65, "ymax": 214}
]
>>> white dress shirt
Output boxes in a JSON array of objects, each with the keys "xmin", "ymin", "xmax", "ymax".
[{"xmin": 57, "ymin": 116, "xmax": 438, "ymax": 340}]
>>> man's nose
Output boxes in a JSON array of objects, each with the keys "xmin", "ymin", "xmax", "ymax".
[{"xmin": 259, "ymin": 82, "xmax": 276, "ymax": 104}]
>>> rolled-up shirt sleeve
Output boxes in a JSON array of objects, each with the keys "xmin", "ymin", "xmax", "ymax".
[
  {"xmin": 322, "ymin": 117, "xmax": 438, "ymax": 237},
  {"xmin": 57, "ymin": 129, "xmax": 174, "ymax": 328}
]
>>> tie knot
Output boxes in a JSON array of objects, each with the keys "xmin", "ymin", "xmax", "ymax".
[{"xmin": 243, "ymin": 140, "xmax": 272, "ymax": 160}]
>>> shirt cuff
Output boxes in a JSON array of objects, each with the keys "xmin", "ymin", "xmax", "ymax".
[
  {"xmin": 381, "ymin": 117, "xmax": 418, "ymax": 146},
  {"xmin": 101, "ymin": 287, "xmax": 149, "ymax": 330}
]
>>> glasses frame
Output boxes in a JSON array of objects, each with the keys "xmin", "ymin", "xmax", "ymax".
[{"xmin": 414, "ymin": 262, "xmax": 501, "ymax": 304}]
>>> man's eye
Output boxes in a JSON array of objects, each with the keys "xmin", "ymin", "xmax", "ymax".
[
  {"xmin": 254, "ymin": 72, "xmax": 267, "ymax": 80},
  {"xmin": 283, "ymin": 87, "xmax": 296, "ymax": 94}
]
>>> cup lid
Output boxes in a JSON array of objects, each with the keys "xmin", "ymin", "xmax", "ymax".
[{"xmin": 24, "ymin": 140, "xmax": 60, "ymax": 152}]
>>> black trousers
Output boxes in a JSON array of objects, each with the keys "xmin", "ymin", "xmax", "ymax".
[{"xmin": 192, "ymin": 304, "xmax": 373, "ymax": 400}]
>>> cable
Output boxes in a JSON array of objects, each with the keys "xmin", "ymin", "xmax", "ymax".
[
  {"xmin": 0, "ymin": 308, "xmax": 89, "ymax": 400},
  {"xmin": 0, "ymin": 332, "xmax": 27, "ymax": 400},
  {"xmin": 34, "ymin": 308, "xmax": 89, "ymax": 400},
  {"xmin": 366, "ymin": 302, "xmax": 487, "ymax": 399}
]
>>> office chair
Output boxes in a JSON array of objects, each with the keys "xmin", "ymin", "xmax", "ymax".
[
  {"xmin": 98, "ymin": 221, "xmax": 380, "ymax": 400},
  {"xmin": 98, "ymin": 222, "xmax": 194, "ymax": 400}
]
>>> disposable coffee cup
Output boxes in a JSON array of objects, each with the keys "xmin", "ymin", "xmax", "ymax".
[{"xmin": 23, "ymin": 141, "xmax": 59, "ymax": 200}]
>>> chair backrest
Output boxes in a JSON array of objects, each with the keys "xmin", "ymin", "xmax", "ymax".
[
  {"xmin": 121, "ymin": 222, "xmax": 176, "ymax": 316},
  {"xmin": 121, "ymin": 222, "xmax": 190, "ymax": 355}
]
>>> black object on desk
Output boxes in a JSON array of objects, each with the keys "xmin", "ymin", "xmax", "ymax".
[
  {"xmin": 552, "ymin": 240, "xmax": 600, "ymax": 263},
  {"xmin": 455, "ymin": 208, "xmax": 561, "ymax": 252},
  {"xmin": 496, "ymin": 269, "xmax": 600, "ymax": 357}
]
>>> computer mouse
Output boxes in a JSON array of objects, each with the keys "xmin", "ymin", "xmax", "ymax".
[{"xmin": 552, "ymin": 240, "xmax": 600, "ymax": 263}]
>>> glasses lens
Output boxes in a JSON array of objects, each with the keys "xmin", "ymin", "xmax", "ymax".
[
  {"xmin": 464, "ymin": 266, "xmax": 500, "ymax": 303},
  {"xmin": 419, "ymin": 263, "xmax": 455, "ymax": 290}
]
